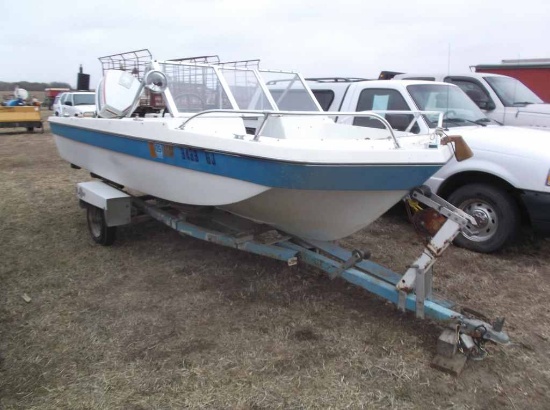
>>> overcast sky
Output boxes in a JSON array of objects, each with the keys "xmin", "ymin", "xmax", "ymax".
[{"xmin": 1, "ymin": 0, "xmax": 549, "ymax": 89}]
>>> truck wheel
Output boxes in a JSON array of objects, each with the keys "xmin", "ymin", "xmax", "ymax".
[
  {"xmin": 86, "ymin": 205, "xmax": 117, "ymax": 246},
  {"xmin": 447, "ymin": 183, "xmax": 519, "ymax": 253}
]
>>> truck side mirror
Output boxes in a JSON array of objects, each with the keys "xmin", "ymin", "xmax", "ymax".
[
  {"xmin": 465, "ymin": 89, "xmax": 496, "ymax": 111},
  {"xmin": 476, "ymin": 100, "xmax": 496, "ymax": 111},
  {"xmin": 474, "ymin": 101, "xmax": 496, "ymax": 111},
  {"xmin": 64, "ymin": 101, "xmax": 73, "ymax": 106}
]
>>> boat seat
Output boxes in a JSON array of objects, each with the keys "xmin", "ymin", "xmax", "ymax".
[{"xmin": 261, "ymin": 115, "xmax": 390, "ymax": 140}]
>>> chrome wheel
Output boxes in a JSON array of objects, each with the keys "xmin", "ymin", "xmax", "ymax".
[
  {"xmin": 448, "ymin": 183, "xmax": 519, "ymax": 253},
  {"xmin": 459, "ymin": 199, "xmax": 498, "ymax": 242}
]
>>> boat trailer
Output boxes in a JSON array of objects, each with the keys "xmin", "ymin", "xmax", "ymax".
[{"xmin": 76, "ymin": 180, "xmax": 509, "ymax": 375}]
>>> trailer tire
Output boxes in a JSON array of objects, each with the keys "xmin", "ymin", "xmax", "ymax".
[
  {"xmin": 86, "ymin": 205, "xmax": 117, "ymax": 246},
  {"xmin": 447, "ymin": 183, "xmax": 519, "ymax": 253},
  {"xmin": 26, "ymin": 127, "xmax": 33, "ymax": 132}
]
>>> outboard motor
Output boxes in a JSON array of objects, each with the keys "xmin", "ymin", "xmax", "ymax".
[{"xmin": 96, "ymin": 69, "xmax": 167, "ymax": 118}]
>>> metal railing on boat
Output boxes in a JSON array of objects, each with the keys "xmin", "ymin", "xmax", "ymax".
[
  {"xmin": 177, "ymin": 109, "xmax": 402, "ymax": 148},
  {"xmin": 177, "ymin": 109, "xmax": 445, "ymax": 149}
]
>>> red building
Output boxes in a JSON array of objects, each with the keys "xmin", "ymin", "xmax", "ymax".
[{"xmin": 474, "ymin": 58, "xmax": 550, "ymax": 102}]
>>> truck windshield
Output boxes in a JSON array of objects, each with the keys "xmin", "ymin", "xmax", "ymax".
[
  {"xmin": 73, "ymin": 94, "xmax": 95, "ymax": 105},
  {"xmin": 484, "ymin": 76, "xmax": 543, "ymax": 107},
  {"xmin": 407, "ymin": 84, "xmax": 489, "ymax": 128}
]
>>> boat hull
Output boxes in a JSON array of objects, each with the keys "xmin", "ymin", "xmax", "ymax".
[
  {"xmin": 51, "ymin": 118, "xmax": 448, "ymax": 240},
  {"xmin": 222, "ymin": 188, "xmax": 407, "ymax": 240},
  {"xmin": 54, "ymin": 135, "xmax": 269, "ymax": 205}
]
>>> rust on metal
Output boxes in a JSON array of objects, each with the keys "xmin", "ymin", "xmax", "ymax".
[
  {"xmin": 412, "ymin": 208, "xmax": 447, "ymax": 237},
  {"xmin": 427, "ymin": 237, "xmax": 453, "ymax": 257}
]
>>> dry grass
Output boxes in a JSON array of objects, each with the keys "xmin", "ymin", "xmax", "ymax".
[{"xmin": 1, "ymin": 121, "xmax": 550, "ymax": 409}]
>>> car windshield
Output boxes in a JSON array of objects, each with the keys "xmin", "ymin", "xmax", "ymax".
[
  {"xmin": 407, "ymin": 83, "xmax": 490, "ymax": 128},
  {"xmin": 73, "ymin": 94, "xmax": 95, "ymax": 105},
  {"xmin": 484, "ymin": 76, "xmax": 543, "ymax": 107}
]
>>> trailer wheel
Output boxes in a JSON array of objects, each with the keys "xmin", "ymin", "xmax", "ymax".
[
  {"xmin": 86, "ymin": 205, "xmax": 117, "ymax": 246},
  {"xmin": 26, "ymin": 127, "xmax": 34, "ymax": 132},
  {"xmin": 447, "ymin": 183, "xmax": 519, "ymax": 253}
]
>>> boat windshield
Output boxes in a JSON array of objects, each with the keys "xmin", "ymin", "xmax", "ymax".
[
  {"xmin": 218, "ymin": 67, "xmax": 275, "ymax": 110},
  {"xmin": 159, "ymin": 62, "xmax": 233, "ymax": 113},
  {"xmin": 157, "ymin": 61, "xmax": 321, "ymax": 114},
  {"xmin": 484, "ymin": 76, "xmax": 543, "ymax": 107},
  {"xmin": 407, "ymin": 84, "xmax": 490, "ymax": 128},
  {"xmin": 260, "ymin": 71, "xmax": 321, "ymax": 111},
  {"xmin": 74, "ymin": 93, "xmax": 95, "ymax": 106}
]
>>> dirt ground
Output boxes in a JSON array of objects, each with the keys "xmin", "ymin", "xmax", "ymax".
[{"xmin": 1, "ymin": 118, "xmax": 550, "ymax": 409}]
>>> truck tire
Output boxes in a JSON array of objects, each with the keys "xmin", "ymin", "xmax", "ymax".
[
  {"xmin": 447, "ymin": 183, "xmax": 519, "ymax": 253},
  {"xmin": 86, "ymin": 205, "xmax": 117, "ymax": 246}
]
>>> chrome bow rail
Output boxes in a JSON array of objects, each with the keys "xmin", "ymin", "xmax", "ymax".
[{"xmin": 177, "ymin": 109, "xmax": 403, "ymax": 148}]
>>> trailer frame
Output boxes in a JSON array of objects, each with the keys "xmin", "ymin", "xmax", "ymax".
[{"xmin": 76, "ymin": 180, "xmax": 510, "ymax": 374}]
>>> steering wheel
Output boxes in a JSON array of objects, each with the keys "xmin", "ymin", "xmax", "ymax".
[{"xmin": 172, "ymin": 93, "xmax": 204, "ymax": 111}]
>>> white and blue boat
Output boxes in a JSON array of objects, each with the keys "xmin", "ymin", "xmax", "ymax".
[{"xmin": 50, "ymin": 50, "xmax": 456, "ymax": 241}]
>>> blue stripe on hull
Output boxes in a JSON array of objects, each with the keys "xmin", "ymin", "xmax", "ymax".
[{"xmin": 51, "ymin": 122, "xmax": 442, "ymax": 191}]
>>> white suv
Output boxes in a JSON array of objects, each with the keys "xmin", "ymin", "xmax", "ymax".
[{"xmin": 54, "ymin": 92, "xmax": 95, "ymax": 117}]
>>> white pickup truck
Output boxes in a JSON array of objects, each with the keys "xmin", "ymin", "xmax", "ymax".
[
  {"xmin": 393, "ymin": 72, "xmax": 550, "ymax": 129},
  {"xmin": 306, "ymin": 78, "xmax": 550, "ymax": 253}
]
